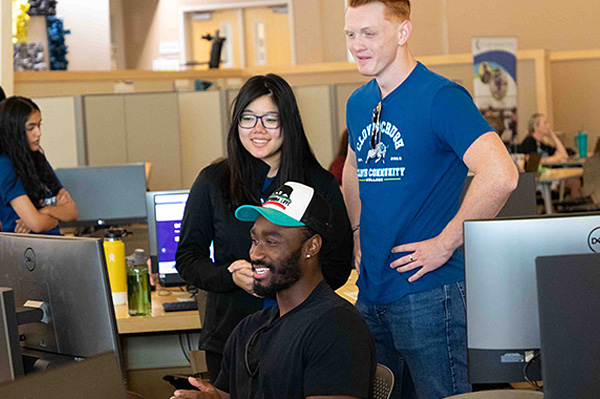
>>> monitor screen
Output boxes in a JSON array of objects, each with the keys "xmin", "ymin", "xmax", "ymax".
[
  {"xmin": 146, "ymin": 190, "xmax": 214, "ymax": 286},
  {"xmin": 54, "ymin": 163, "xmax": 147, "ymax": 227},
  {"xmin": 536, "ymin": 253, "xmax": 600, "ymax": 399},
  {"xmin": 0, "ymin": 233, "xmax": 122, "ymax": 378},
  {"xmin": 464, "ymin": 213, "xmax": 600, "ymax": 384}
]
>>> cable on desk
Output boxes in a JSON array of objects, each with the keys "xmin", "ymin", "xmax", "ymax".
[{"xmin": 523, "ymin": 352, "xmax": 543, "ymax": 392}]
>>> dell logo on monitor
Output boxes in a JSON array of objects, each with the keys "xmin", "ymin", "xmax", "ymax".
[
  {"xmin": 589, "ymin": 227, "xmax": 600, "ymax": 253},
  {"xmin": 24, "ymin": 247, "xmax": 36, "ymax": 271}
]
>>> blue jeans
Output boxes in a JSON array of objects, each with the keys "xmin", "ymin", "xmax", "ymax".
[{"xmin": 356, "ymin": 281, "xmax": 470, "ymax": 399}]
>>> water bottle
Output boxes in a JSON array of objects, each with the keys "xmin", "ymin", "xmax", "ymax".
[
  {"xmin": 126, "ymin": 249, "xmax": 152, "ymax": 316},
  {"xmin": 103, "ymin": 230, "xmax": 127, "ymax": 305},
  {"xmin": 575, "ymin": 130, "xmax": 588, "ymax": 158}
]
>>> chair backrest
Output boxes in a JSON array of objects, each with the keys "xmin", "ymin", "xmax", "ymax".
[
  {"xmin": 582, "ymin": 153, "xmax": 600, "ymax": 204},
  {"xmin": 525, "ymin": 152, "xmax": 542, "ymax": 173},
  {"xmin": 447, "ymin": 390, "xmax": 544, "ymax": 398},
  {"xmin": 373, "ymin": 363, "xmax": 394, "ymax": 399}
]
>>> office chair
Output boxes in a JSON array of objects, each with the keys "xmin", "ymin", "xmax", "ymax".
[
  {"xmin": 446, "ymin": 390, "xmax": 543, "ymax": 398},
  {"xmin": 557, "ymin": 152, "xmax": 600, "ymax": 212},
  {"xmin": 373, "ymin": 363, "xmax": 395, "ymax": 399},
  {"xmin": 582, "ymin": 152, "xmax": 600, "ymax": 206}
]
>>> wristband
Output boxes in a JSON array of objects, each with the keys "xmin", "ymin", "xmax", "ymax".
[{"xmin": 352, "ymin": 224, "xmax": 360, "ymax": 233}]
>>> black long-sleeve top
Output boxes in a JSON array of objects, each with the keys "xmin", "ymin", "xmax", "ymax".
[{"xmin": 175, "ymin": 159, "xmax": 353, "ymax": 354}]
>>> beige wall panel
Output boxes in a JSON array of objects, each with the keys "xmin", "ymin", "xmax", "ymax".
[
  {"xmin": 320, "ymin": 0, "xmax": 347, "ymax": 63},
  {"xmin": 124, "ymin": 93, "xmax": 182, "ymax": 190},
  {"xmin": 445, "ymin": 0, "xmax": 600, "ymax": 54},
  {"xmin": 32, "ymin": 96, "xmax": 79, "ymax": 169},
  {"xmin": 0, "ymin": 0, "xmax": 13, "ymax": 94},
  {"xmin": 335, "ymin": 82, "xmax": 364, "ymax": 137},
  {"xmin": 84, "ymin": 95, "xmax": 128, "ymax": 166},
  {"xmin": 123, "ymin": 0, "xmax": 161, "ymax": 69},
  {"xmin": 243, "ymin": 6, "xmax": 291, "ymax": 68},
  {"xmin": 16, "ymin": 80, "xmax": 179, "ymax": 98},
  {"xmin": 409, "ymin": 0, "xmax": 445, "ymax": 56},
  {"xmin": 552, "ymin": 59, "xmax": 600, "ymax": 152},
  {"xmin": 291, "ymin": 0, "xmax": 324, "ymax": 64},
  {"xmin": 178, "ymin": 91, "xmax": 227, "ymax": 188},
  {"xmin": 294, "ymin": 85, "xmax": 335, "ymax": 168},
  {"xmin": 515, "ymin": 60, "xmax": 538, "ymax": 143}
]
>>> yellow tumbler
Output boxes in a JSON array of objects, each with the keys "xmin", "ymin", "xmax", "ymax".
[{"xmin": 104, "ymin": 230, "xmax": 127, "ymax": 305}]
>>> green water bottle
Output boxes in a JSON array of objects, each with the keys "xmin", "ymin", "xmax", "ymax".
[{"xmin": 126, "ymin": 249, "xmax": 152, "ymax": 316}]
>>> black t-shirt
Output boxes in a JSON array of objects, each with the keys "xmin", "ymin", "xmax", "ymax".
[
  {"xmin": 214, "ymin": 281, "xmax": 376, "ymax": 399},
  {"xmin": 520, "ymin": 135, "xmax": 556, "ymax": 157}
]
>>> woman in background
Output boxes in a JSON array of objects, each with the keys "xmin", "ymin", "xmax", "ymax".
[
  {"xmin": 176, "ymin": 74, "xmax": 352, "ymax": 382},
  {"xmin": 521, "ymin": 113, "xmax": 581, "ymax": 199},
  {"xmin": 0, "ymin": 96, "xmax": 78, "ymax": 234},
  {"xmin": 521, "ymin": 113, "xmax": 571, "ymax": 164}
]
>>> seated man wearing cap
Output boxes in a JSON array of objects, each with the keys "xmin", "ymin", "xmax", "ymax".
[{"xmin": 172, "ymin": 181, "xmax": 375, "ymax": 399}]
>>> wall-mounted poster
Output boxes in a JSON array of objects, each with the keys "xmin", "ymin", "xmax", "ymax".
[{"xmin": 472, "ymin": 37, "xmax": 517, "ymax": 148}]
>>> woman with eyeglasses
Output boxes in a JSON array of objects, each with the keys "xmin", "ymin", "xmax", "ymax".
[
  {"xmin": 0, "ymin": 96, "xmax": 78, "ymax": 234},
  {"xmin": 176, "ymin": 74, "xmax": 353, "ymax": 382}
]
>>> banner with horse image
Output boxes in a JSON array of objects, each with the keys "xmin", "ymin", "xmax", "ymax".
[{"xmin": 472, "ymin": 37, "xmax": 517, "ymax": 147}]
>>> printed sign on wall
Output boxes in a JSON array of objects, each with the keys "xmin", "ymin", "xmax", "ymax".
[{"xmin": 472, "ymin": 37, "xmax": 518, "ymax": 147}]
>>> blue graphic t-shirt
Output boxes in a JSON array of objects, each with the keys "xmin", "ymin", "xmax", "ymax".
[
  {"xmin": 0, "ymin": 154, "xmax": 62, "ymax": 235},
  {"xmin": 346, "ymin": 62, "xmax": 493, "ymax": 304}
]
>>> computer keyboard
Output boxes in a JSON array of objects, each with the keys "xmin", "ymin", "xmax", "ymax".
[{"xmin": 162, "ymin": 300, "xmax": 198, "ymax": 312}]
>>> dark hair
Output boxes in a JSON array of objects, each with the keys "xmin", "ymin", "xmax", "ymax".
[
  {"xmin": 0, "ymin": 86, "xmax": 6, "ymax": 102},
  {"xmin": 227, "ymin": 74, "xmax": 319, "ymax": 207},
  {"xmin": 0, "ymin": 96, "xmax": 61, "ymax": 208}
]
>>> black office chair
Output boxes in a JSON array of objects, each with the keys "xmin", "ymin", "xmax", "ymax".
[{"xmin": 373, "ymin": 363, "xmax": 395, "ymax": 399}]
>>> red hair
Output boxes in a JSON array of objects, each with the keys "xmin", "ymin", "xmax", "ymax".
[{"xmin": 348, "ymin": 0, "xmax": 411, "ymax": 21}]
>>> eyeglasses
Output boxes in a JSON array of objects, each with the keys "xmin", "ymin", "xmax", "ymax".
[
  {"xmin": 244, "ymin": 325, "xmax": 267, "ymax": 378},
  {"xmin": 370, "ymin": 102, "xmax": 382, "ymax": 149},
  {"xmin": 239, "ymin": 113, "xmax": 281, "ymax": 129}
]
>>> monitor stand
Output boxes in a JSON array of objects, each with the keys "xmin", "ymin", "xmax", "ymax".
[{"xmin": 21, "ymin": 348, "xmax": 78, "ymax": 374}]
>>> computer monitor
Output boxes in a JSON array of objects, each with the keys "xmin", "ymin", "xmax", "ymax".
[
  {"xmin": 0, "ymin": 352, "xmax": 128, "ymax": 399},
  {"xmin": 536, "ymin": 253, "xmax": 600, "ymax": 399},
  {"xmin": 0, "ymin": 233, "xmax": 123, "ymax": 380},
  {"xmin": 464, "ymin": 213, "xmax": 600, "ymax": 384},
  {"xmin": 54, "ymin": 163, "xmax": 147, "ymax": 228}
]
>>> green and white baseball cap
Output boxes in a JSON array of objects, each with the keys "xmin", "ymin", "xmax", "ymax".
[{"xmin": 235, "ymin": 181, "xmax": 331, "ymax": 236}]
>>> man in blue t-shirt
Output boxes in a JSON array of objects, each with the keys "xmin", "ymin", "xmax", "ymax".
[{"xmin": 343, "ymin": 1, "xmax": 519, "ymax": 398}]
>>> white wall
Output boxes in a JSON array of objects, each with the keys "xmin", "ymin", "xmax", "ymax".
[
  {"xmin": 0, "ymin": 0, "xmax": 13, "ymax": 94},
  {"xmin": 32, "ymin": 97, "xmax": 80, "ymax": 168},
  {"xmin": 57, "ymin": 0, "xmax": 112, "ymax": 70}
]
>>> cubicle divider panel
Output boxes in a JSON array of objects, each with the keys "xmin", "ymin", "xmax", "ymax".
[
  {"xmin": 32, "ymin": 96, "xmax": 80, "ymax": 169},
  {"xmin": 294, "ymin": 85, "xmax": 337, "ymax": 168},
  {"xmin": 124, "ymin": 93, "xmax": 182, "ymax": 191},
  {"xmin": 178, "ymin": 90, "xmax": 228, "ymax": 188},
  {"xmin": 84, "ymin": 94, "xmax": 128, "ymax": 166}
]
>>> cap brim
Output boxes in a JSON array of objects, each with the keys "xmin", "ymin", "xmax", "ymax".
[{"xmin": 235, "ymin": 205, "xmax": 305, "ymax": 228}]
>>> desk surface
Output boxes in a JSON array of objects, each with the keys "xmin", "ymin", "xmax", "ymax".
[
  {"xmin": 115, "ymin": 288, "xmax": 201, "ymax": 334},
  {"xmin": 544, "ymin": 157, "xmax": 586, "ymax": 168},
  {"xmin": 538, "ymin": 167, "xmax": 583, "ymax": 182},
  {"xmin": 115, "ymin": 271, "xmax": 360, "ymax": 334}
]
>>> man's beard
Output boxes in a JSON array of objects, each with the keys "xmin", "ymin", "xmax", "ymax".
[{"xmin": 252, "ymin": 248, "xmax": 302, "ymax": 298}]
